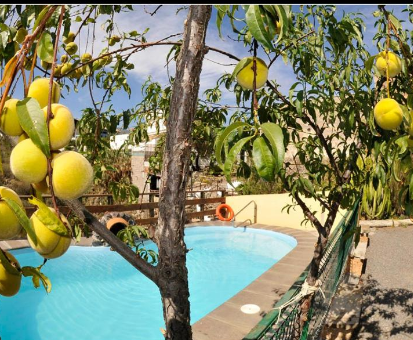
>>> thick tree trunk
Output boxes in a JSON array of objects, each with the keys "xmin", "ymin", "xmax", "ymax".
[{"xmin": 155, "ymin": 5, "xmax": 211, "ymax": 340}]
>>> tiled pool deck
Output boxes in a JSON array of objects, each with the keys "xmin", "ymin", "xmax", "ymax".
[{"xmin": 0, "ymin": 221, "xmax": 317, "ymax": 340}]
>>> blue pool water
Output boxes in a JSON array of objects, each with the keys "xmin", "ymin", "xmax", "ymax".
[{"xmin": 0, "ymin": 226, "xmax": 296, "ymax": 340}]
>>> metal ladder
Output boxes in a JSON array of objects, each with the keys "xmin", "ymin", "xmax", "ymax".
[{"xmin": 231, "ymin": 200, "xmax": 257, "ymax": 228}]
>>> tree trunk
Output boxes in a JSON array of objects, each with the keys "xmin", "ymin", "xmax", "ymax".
[
  {"xmin": 155, "ymin": 5, "xmax": 211, "ymax": 340},
  {"xmin": 297, "ymin": 199, "xmax": 340, "ymax": 336}
]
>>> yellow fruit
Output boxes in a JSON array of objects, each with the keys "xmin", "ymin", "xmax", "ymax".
[
  {"xmin": 81, "ymin": 64, "xmax": 91, "ymax": 76},
  {"xmin": 0, "ymin": 252, "xmax": 21, "ymax": 297},
  {"xmin": 15, "ymin": 27, "xmax": 28, "ymax": 44},
  {"xmin": 42, "ymin": 103, "xmax": 75, "ymax": 150},
  {"xmin": 236, "ymin": 57, "xmax": 268, "ymax": 90},
  {"xmin": 32, "ymin": 178, "xmax": 50, "ymax": 194},
  {"xmin": 18, "ymin": 132, "xmax": 29, "ymax": 143},
  {"xmin": 376, "ymin": 51, "xmax": 402, "ymax": 78},
  {"xmin": 374, "ymin": 98, "xmax": 403, "ymax": 130},
  {"xmin": 73, "ymin": 68, "xmax": 83, "ymax": 80},
  {"xmin": 102, "ymin": 55, "xmax": 113, "ymax": 65},
  {"xmin": 108, "ymin": 35, "xmax": 121, "ymax": 46},
  {"xmin": 0, "ymin": 98, "xmax": 23, "ymax": 136},
  {"xmin": 93, "ymin": 59, "xmax": 103, "ymax": 70},
  {"xmin": 61, "ymin": 62, "xmax": 73, "ymax": 75},
  {"xmin": 65, "ymin": 42, "xmax": 78, "ymax": 56},
  {"xmin": 27, "ymin": 78, "xmax": 61, "ymax": 109},
  {"xmin": 28, "ymin": 208, "xmax": 71, "ymax": 259},
  {"xmin": 81, "ymin": 53, "xmax": 92, "ymax": 63},
  {"xmin": 52, "ymin": 151, "xmax": 93, "ymax": 200},
  {"xmin": 10, "ymin": 139, "xmax": 48, "ymax": 184},
  {"xmin": 41, "ymin": 60, "xmax": 52, "ymax": 70},
  {"xmin": 63, "ymin": 31, "xmax": 75, "ymax": 45},
  {"xmin": 54, "ymin": 64, "xmax": 62, "ymax": 77},
  {"xmin": 60, "ymin": 54, "xmax": 69, "ymax": 63},
  {"xmin": 0, "ymin": 187, "xmax": 23, "ymax": 240}
]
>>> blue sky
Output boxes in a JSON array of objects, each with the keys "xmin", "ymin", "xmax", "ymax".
[{"xmin": 23, "ymin": 5, "xmax": 413, "ymax": 121}]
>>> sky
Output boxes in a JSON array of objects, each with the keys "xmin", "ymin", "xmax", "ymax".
[{"xmin": 22, "ymin": 5, "xmax": 413, "ymax": 121}]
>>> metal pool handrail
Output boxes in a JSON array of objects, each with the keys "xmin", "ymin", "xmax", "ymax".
[{"xmin": 232, "ymin": 200, "xmax": 257, "ymax": 227}]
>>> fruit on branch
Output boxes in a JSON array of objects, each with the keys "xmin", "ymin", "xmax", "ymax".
[
  {"xmin": 32, "ymin": 178, "xmax": 50, "ymax": 194},
  {"xmin": 0, "ymin": 186, "xmax": 24, "ymax": 240},
  {"xmin": 41, "ymin": 60, "xmax": 52, "ymax": 70},
  {"xmin": 81, "ymin": 53, "xmax": 92, "ymax": 63},
  {"xmin": 70, "ymin": 68, "xmax": 83, "ymax": 80},
  {"xmin": 42, "ymin": 103, "xmax": 75, "ymax": 150},
  {"xmin": 62, "ymin": 31, "xmax": 75, "ymax": 45},
  {"xmin": 54, "ymin": 64, "xmax": 62, "ymax": 77},
  {"xmin": 65, "ymin": 42, "xmax": 78, "ymax": 56},
  {"xmin": 0, "ymin": 251, "xmax": 21, "ymax": 297},
  {"xmin": 108, "ymin": 35, "xmax": 121, "ymax": 46},
  {"xmin": 81, "ymin": 65, "xmax": 90, "ymax": 76},
  {"xmin": 61, "ymin": 62, "xmax": 73, "ymax": 75},
  {"xmin": 235, "ymin": 57, "xmax": 268, "ymax": 90},
  {"xmin": 376, "ymin": 51, "xmax": 402, "ymax": 78},
  {"xmin": 102, "ymin": 54, "xmax": 113, "ymax": 65},
  {"xmin": 10, "ymin": 139, "xmax": 48, "ymax": 184},
  {"xmin": 60, "ymin": 54, "xmax": 69, "ymax": 63},
  {"xmin": 18, "ymin": 132, "xmax": 29, "ymax": 143},
  {"xmin": 93, "ymin": 59, "xmax": 103, "ymax": 71},
  {"xmin": 27, "ymin": 78, "xmax": 61, "ymax": 109},
  {"xmin": 374, "ymin": 98, "xmax": 403, "ymax": 130},
  {"xmin": 15, "ymin": 27, "xmax": 28, "ymax": 44},
  {"xmin": 51, "ymin": 151, "xmax": 94, "ymax": 200},
  {"xmin": 28, "ymin": 208, "xmax": 72, "ymax": 259},
  {"xmin": 0, "ymin": 98, "xmax": 23, "ymax": 136}
]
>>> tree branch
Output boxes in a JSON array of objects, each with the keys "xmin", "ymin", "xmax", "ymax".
[{"xmin": 64, "ymin": 198, "xmax": 158, "ymax": 283}]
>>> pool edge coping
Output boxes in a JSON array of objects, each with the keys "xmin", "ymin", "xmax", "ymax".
[{"xmin": 0, "ymin": 222, "xmax": 317, "ymax": 340}]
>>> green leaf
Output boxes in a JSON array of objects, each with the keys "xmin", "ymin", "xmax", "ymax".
[
  {"xmin": 215, "ymin": 5, "xmax": 229, "ymax": 39},
  {"xmin": 365, "ymin": 55, "xmax": 376, "ymax": 73},
  {"xmin": 37, "ymin": 32, "xmax": 54, "ymax": 63},
  {"xmin": 389, "ymin": 13, "xmax": 402, "ymax": 32},
  {"xmin": 32, "ymin": 6, "xmax": 51, "ymax": 33},
  {"xmin": 300, "ymin": 177, "xmax": 315, "ymax": 195},
  {"xmin": 2, "ymin": 197, "xmax": 37, "ymax": 245},
  {"xmin": 261, "ymin": 122, "xmax": 285, "ymax": 173},
  {"xmin": 356, "ymin": 155, "xmax": 364, "ymax": 170},
  {"xmin": 16, "ymin": 98, "xmax": 51, "ymax": 158},
  {"xmin": 274, "ymin": 5, "xmax": 290, "ymax": 43},
  {"xmin": 28, "ymin": 197, "xmax": 71, "ymax": 237},
  {"xmin": 245, "ymin": 5, "xmax": 274, "ymax": 51},
  {"xmin": 410, "ymin": 174, "xmax": 413, "ymax": 201},
  {"xmin": 231, "ymin": 58, "xmax": 252, "ymax": 82},
  {"xmin": 224, "ymin": 136, "xmax": 254, "ymax": 185},
  {"xmin": 0, "ymin": 249, "xmax": 20, "ymax": 276},
  {"xmin": 21, "ymin": 266, "xmax": 52, "ymax": 293},
  {"xmin": 252, "ymin": 137, "xmax": 275, "ymax": 181},
  {"xmin": 215, "ymin": 122, "xmax": 249, "ymax": 167},
  {"xmin": 262, "ymin": 5, "xmax": 277, "ymax": 18}
]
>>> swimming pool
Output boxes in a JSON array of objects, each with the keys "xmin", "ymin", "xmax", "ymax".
[{"xmin": 0, "ymin": 226, "xmax": 297, "ymax": 340}]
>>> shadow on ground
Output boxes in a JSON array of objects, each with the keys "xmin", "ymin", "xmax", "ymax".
[{"xmin": 351, "ymin": 276, "xmax": 413, "ymax": 340}]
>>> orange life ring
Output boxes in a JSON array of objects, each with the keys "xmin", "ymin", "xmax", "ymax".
[{"xmin": 216, "ymin": 204, "xmax": 235, "ymax": 221}]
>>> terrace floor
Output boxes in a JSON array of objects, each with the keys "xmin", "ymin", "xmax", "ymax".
[{"xmin": 352, "ymin": 225, "xmax": 413, "ymax": 340}]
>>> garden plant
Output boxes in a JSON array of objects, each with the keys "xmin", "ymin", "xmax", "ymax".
[{"xmin": 0, "ymin": 4, "xmax": 412, "ymax": 340}]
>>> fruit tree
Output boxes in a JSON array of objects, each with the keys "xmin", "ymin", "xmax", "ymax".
[{"xmin": 0, "ymin": 4, "xmax": 413, "ymax": 340}]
